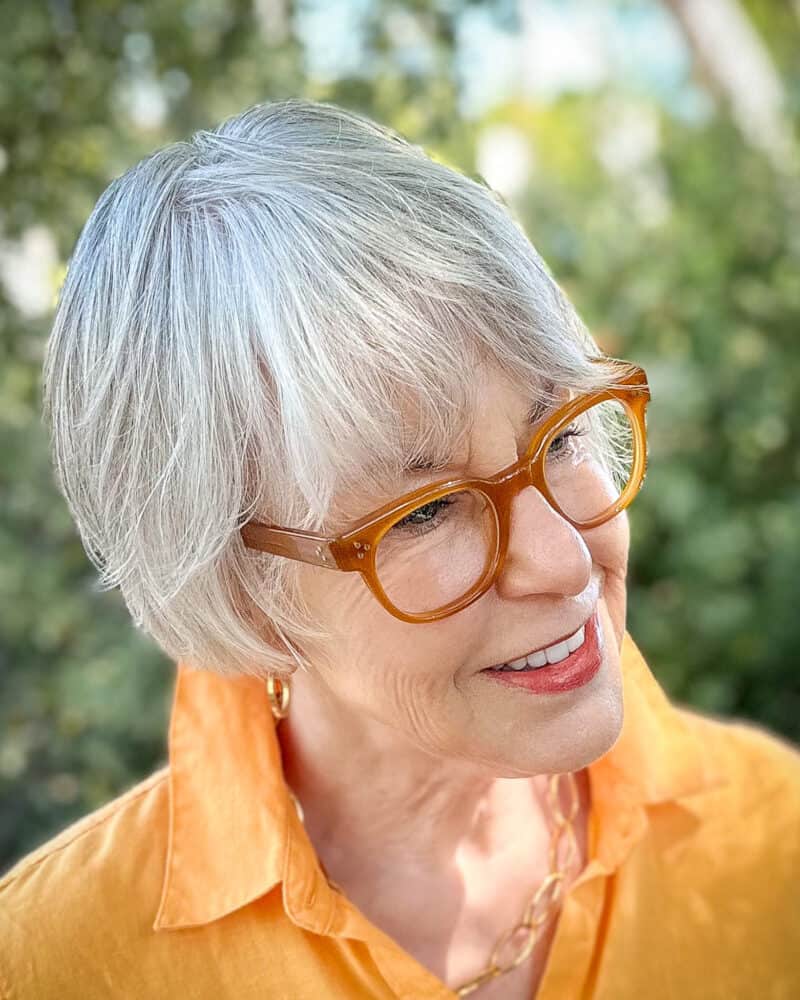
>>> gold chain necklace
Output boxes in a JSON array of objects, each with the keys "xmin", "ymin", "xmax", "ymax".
[
  {"xmin": 452, "ymin": 770, "xmax": 579, "ymax": 996},
  {"xmin": 271, "ymin": 676, "xmax": 580, "ymax": 998},
  {"xmin": 287, "ymin": 771, "xmax": 579, "ymax": 997}
]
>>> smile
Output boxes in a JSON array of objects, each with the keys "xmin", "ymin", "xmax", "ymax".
[{"xmin": 487, "ymin": 621, "xmax": 588, "ymax": 672}]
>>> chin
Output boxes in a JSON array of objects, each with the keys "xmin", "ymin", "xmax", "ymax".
[
  {"xmin": 550, "ymin": 597, "xmax": 627, "ymax": 769},
  {"xmin": 553, "ymin": 682, "xmax": 625, "ymax": 774},
  {"xmin": 539, "ymin": 634, "xmax": 626, "ymax": 775},
  {"xmin": 461, "ymin": 601, "xmax": 626, "ymax": 777},
  {"xmin": 482, "ymin": 649, "xmax": 625, "ymax": 780}
]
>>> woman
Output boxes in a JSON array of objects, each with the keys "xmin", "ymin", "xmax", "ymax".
[{"xmin": 2, "ymin": 97, "xmax": 798, "ymax": 1000}]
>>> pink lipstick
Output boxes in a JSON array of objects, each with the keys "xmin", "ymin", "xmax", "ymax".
[{"xmin": 481, "ymin": 610, "xmax": 603, "ymax": 695}]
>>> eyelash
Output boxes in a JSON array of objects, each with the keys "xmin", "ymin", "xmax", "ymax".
[
  {"xmin": 548, "ymin": 424, "xmax": 585, "ymax": 459},
  {"xmin": 392, "ymin": 495, "xmax": 458, "ymax": 536}
]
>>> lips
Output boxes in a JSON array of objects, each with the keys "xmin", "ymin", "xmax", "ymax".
[
  {"xmin": 481, "ymin": 610, "xmax": 603, "ymax": 694},
  {"xmin": 482, "ymin": 609, "xmax": 596, "ymax": 672}
]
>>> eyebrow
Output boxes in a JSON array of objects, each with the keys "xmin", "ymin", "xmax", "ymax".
[{"xmin": 402, "ymin": 387, "xmax": 557, "ymax": 475}]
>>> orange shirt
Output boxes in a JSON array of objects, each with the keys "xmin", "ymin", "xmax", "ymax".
[{"xmin": 2, "ymin": 630, "xmax": 799, "ymax": 999}]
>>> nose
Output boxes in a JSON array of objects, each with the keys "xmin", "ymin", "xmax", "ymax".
[{"xmin": 494, "ymin": 485, "xmax": 592, "ymax": 600}]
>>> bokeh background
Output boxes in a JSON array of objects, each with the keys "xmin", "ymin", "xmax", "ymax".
[{"xmin": 2, "ymin": 0, "xmax": 800, "ymax": 872}]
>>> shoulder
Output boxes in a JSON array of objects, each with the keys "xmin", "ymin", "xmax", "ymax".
[
  {"xmin": 666, "ymin": 705, "xmax": 800, "ymax": 894},
  {"xmin": 0, "ymin": 767, "xmax": 170, "ymax": 999},
  {"xmin": 679, "ymin": 705, "xmax": 800, "ymax": 818},
  {"xmin": 609, "ymin": 709, "xmax": 800, "ymax": 995},
  {"xmin": 0, "ymin": 765, "xmax": 170, "ymax": 893}
]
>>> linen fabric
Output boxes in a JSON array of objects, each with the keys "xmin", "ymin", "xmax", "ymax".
[{"xmin": 1, "ymin": 630, "xmax": 799, "ymax": 999}]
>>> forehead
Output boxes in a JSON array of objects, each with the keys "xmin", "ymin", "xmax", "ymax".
[
  {"xmin": 323, "ymin": 362, "xmax": 563, "ymax": 528},
  {"xmin": 470, "ymin": 363, "xmax": 556, "ymax": 422},
  {"xmin": 403, "ymin": 363, "xmax": 556, "ymax": 456}
]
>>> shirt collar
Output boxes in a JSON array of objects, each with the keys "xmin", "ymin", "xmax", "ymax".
[
  {"xmin": 583, "ymin": 630, "xmax": 730, "ymax": 885},
  {"xmin": 153, "ymin": 629, "xmax": 729, "ymax": 932}
]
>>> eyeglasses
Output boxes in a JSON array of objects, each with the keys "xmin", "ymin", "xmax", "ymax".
[{"xmin": 240, "ymin": 358, "xmax": 650, "ymax": 624}]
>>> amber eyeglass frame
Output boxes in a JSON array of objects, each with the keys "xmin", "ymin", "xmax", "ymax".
[{"xmin": 240, "ymin": 358, "xmax": 650, "ymax": 624}]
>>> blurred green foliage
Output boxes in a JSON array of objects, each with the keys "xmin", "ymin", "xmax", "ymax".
[{"xmin": 2, "ymin": 0, "xmax": 799, "ymax": 872}]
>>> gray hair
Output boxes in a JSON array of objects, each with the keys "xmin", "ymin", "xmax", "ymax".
[{"xmin": 42, "ymin": 97, "xmax": 635, "ymax": 678}]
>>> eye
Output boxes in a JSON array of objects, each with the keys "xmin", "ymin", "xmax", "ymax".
[
  {"xmin": 391, "ymin": 495, "xmax": 458, "ymax": 537},
  {"xmin": 547, "ymin": 424, "xmax": 587, "ymax": 461}
]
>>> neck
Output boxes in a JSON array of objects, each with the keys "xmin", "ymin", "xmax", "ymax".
[{"xmin": 276, "ymin": 672, "xmax": 556, "ymax": 886}]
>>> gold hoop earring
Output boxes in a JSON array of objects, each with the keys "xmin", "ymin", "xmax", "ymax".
[{"xmin": 266, "ymin": 673, "xmax": 290, "ymax": 720}]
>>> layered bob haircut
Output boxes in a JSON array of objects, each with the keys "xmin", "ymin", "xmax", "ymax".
[{"xmin": 43, "ymin": 97, "xmax": 636, "ymax": 678}]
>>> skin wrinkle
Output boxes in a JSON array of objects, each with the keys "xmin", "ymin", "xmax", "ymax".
[
  {"xmin": 330, "ymin": 377, "xmax": 565, "ymax": 525},
  {"xmin": 42, "ymin": 97, "xmax": 625, "ymax": 680},
  {"xmin": 277, "ymin": 359, "xmax": 629, "ymax": 994}
]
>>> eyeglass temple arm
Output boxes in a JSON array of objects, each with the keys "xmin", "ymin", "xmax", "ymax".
[
  {"xmin": 240, "ymin": 523, "xmax": 340, "ymax": 568},
  {"xmin": 241, "ymin": 361, "xmax": 649, "ymax": 562}
]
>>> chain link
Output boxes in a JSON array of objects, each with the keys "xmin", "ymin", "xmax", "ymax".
[
  {"xmin": 287, "ymin": 758, "xmax": 579, "ymax": 1000},
  {"xmin": 454, "ymin": 770, "xmax": 579, "ymax": 997}
]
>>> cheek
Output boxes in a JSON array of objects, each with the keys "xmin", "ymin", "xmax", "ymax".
[
  {"xmin": 298, "ymin": 564, "xmax": 463, "ymax": 725},
  {"xmin": 584, "ymin": 510, "xmax": 630, "ymax": 648}
]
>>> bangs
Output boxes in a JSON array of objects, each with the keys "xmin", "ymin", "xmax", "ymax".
[
  {"xmin": 44, "ymin": 97, "xmax": 636, "ymax": 678},
  {"xmin": 205, "ymin": 142, "xmax": 626, "ymax": 535}
]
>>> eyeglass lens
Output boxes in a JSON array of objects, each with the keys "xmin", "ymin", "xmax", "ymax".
[{"xmin": 373, "ymin": 398, "xmax": 637, "ymax": 616}]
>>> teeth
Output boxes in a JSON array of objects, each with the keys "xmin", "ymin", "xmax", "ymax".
[
  {"xmin": 566, "ymin": 625, "xmax": 585, "ymax": 653},
  {"xmin": 496, "ymin": 622, "xmax": 588, "ymax": 671},
  {"xmin": 545, "ymin": 641, "xmax": 570, "ymax": 664}
]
